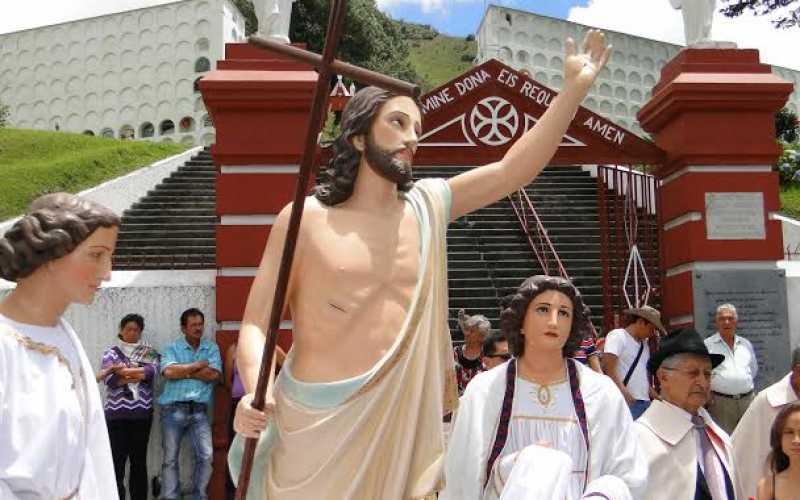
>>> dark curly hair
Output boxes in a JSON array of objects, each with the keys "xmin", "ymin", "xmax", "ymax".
[
  {"xmin": 767, "ymin": 402, "xmax": 800, "ymax": 474},
  {"xmin": 500, "ymin": 275, "xmax": 592, "ymax": 358},
  {"xmin": 315, "ymin": 86, "xmax": 415, "ymax": 206},
  {"xmin": 0, "ymin": 193, "xmax": 120, "ymax": 281}
]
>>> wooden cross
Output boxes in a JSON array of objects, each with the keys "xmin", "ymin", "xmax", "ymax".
[{"xmin": 235, "ymin": 1, "xmax": 420, "ymax": 497}]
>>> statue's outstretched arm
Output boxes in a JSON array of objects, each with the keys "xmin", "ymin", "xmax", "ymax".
[{"xmin": 448, "ymin": 30, "xmax": 611, "ymax": 220}]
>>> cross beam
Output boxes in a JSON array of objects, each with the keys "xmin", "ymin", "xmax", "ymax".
[{"xmin": 235, "ymin": 2, "xmax": 419, "ymax": 497}]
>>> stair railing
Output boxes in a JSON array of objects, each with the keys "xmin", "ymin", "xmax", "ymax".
[
  {"xmin": 596, "ymin": 165, "xmax": 661, "ymax": 333},
  {"xmin": 508, "ymin": 184, "xmax": 604, "ymax": 342},
  {"xmin": 508, "ymin": 187, "xmax": 569, "ymax": 280}
]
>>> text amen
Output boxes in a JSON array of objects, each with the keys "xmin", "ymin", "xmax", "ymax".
[{"xmin": 583, "ymin": 116, "xmax": 625, "ymax": 146}]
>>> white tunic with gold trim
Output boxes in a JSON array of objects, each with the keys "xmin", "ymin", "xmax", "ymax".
[{"xmin": 0, "ymin": 314, "xmax": 118, "ymax": 499}]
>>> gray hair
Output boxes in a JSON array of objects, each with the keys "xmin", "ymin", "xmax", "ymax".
[
  {"xmin": 461, "ymin": 313, "xmax": 491, "ymax": 337},
  {"xmin": 792, "ymin": 347, "xmax": 800, "ymax": 367},
  {"xmin": 659, "ymin": 352, "xmax": 702, "ymax": 371},
  {"xmin": 716, "ymin": 303, "xmax": 738, "ymax": 319}
]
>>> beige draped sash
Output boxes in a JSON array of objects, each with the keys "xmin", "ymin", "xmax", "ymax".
[{"xmin": 263, "ymin": 179, "xmax": 457, "ymax": 499}]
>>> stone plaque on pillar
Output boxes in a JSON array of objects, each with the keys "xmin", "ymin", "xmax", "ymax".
[
  {"xmin": 705, "ymin": 192, "xmax": 765, "ymax": 240},
  {"xmin": 693, "ymin": 269, "xmax": 790, "ymax": 390}
]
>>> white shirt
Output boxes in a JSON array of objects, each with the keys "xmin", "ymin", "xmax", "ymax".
[
  {"xmin": 603, "ymin": 328, "xmax": 650, "ymax": 401},
  {"xmin": 704, "ymin": 333, "xmax": 757, "ymax": 395},
  {"xmin": 661, "ymin": 401, "xmax": 729, "ymax": 497}
]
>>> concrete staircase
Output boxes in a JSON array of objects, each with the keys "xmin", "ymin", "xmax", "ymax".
[
  {"xmin": 112, "ymin": 153, "xmax": 652, "ymax": 338},
  {"xmin": 414, "ymin": 166, "xmax": 607, "ymax": 338},
  {"xmin": 113, "ymin": 147, "xmax": 216, "ymax": 270}
]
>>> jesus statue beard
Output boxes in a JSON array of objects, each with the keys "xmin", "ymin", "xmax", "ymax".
[{"xmin": 364, "ymin": 134, "xmax": 413, "ymax": 187}]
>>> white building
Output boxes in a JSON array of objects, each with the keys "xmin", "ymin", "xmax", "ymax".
[
  {"xmin": 476, "ymin": 5, "xmax": 800, "ymax": 137},
  {"xmin": 0, "ymin": 0, "xmax": 246, "ymax": 146}
]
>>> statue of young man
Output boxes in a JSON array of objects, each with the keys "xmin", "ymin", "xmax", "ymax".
[{"xmin": 231, "ymin": 30, "xmax": 611, "ymax": 500}]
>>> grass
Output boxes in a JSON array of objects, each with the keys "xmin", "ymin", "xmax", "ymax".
[
  {"xmin": 0, "ymin": 129, "xmax": 187, "ymax": 219},
  {"xmin": 780, "ymin": 185, "xmax": 800, "ymax": 219},
  {"xmin": 407, "ymin": 35, "xmax": 477, "ymax": 93}
]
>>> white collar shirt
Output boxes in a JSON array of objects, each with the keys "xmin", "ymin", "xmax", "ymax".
[
  {"xmin": 704, "ymin": 333, "xmax": 757, "ymax": 395},
  {"xmin": 661, "ymin": 400, "xmax": 729, "ymax": 498}
]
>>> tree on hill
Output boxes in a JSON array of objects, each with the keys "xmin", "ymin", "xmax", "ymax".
[
  {"xmin": 232, "ymin": 0, "xmax": 258, "ymax": 35},
  {"xmin": 290, "ymin": 0, "xmax": 422, "ymax": 84},
  {"xmin": 777, "ymin": 107, "xmax": 799, "ymax": 143},
  {"xmin": 230, "ymin": 0, "xmax": 424, "ymax": 85},
  {"xmin": 720, "ymin": 0, "xmax": 799, "ymax": 28}
]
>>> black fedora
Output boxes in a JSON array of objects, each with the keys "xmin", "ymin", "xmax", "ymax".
[{"xmin": 647, "ymin": 327, "xmax": 725, "ymax": 374}]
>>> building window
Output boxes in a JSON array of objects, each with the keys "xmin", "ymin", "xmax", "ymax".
[
  {"xmin": 179, "ymin": 116, "xmax": 195, "ymax": 133},
  {"xmin": 202, "ymin": 114, "xmax": 212, "ymax": 128},
  {"xmin": 194, "ymin": 57, "xmax": 210, "ymax": 73},
  {"xmin": 100, "ymin": 127, "xmax": 114, "ymax": 138},
  {"xmin": 82, "ymin": 130, "xmax": 95, "ymax": 136},
  {"xmin": 194, "ymin": 77, "xmax": 202, "ymax": 93},
  {"xmin": 140, "ymin": 122, "xmax": 155, "ymax": 138},
  {"xmin": 119, "ymin": 124, "xmax": 135, "ymax": 140},
  {"xmin": 159, "ymin": 119, "xmax": 175, "ymax": 135}
]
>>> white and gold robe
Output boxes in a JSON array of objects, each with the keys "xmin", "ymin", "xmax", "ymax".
[
  {"xmin": 441, "ymin": 360, "xmax": 647, "ymax": 500},
  {"xmin": 0, "ymin": 318, "xmax": 118, "ymax": 499},
  {"xmin": 731, "ymin": 372, "xmax": 799, "ymax": 499},
  {"xmin": 230, "ymin": 178, "xmax": 457, "ymax": 499}
]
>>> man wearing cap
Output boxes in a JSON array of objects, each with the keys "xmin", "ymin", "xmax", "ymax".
[
  {"xmin": 730, "ymin": 346, "xmax": 800, "ymax": 498},
  {"xmin": 603, "ymin": 305, "xmax": 665, "ymax": 419},
  {"xmin": 635, "ymin": 327, "xmax": 742, "ymax": 500}
]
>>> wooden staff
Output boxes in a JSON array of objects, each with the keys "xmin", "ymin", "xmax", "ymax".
[
  {"xmin": 235, "ymin": 1, "xmax": 420, "ymax": 497},
  {"xmin": 249, "ymin": 34, "xmax": 421, "ymax": 99}
]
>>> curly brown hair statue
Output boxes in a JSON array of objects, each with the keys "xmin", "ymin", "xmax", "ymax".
[
  {"xmin": 768, "ymin": 402, "xmax": 800, "ymax": 474},
  {"xmin": 500, "ymin": 275, "xmax": 592, "ymax": 358},
  {"xmin": 0, "ymin": 193, "xmax": 120, "ymax": 282},
  {"xmin": 315, "ymin": 86, "xmax": 416, "ymax": 206}
]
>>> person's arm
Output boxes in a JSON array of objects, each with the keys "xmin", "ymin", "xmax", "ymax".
[
  {"xmin": 747, "ymin": 339, "xmax": 758, "ymax": 380},
  {"xmin": 238, "ymin": 204, "xmax": 295, "ymax": 393},
  {"xmin": 162, "ymin": 360, "xmax": 207, "ymax": 379},
  {"xmin": 447, "ymin": 31, "xmax": 610, "ymax": 220},
  {"xmin": 192, "ymin": 341, "xmax": 222, "ymax": 383},
  {"xmin": 602, "ymin": 353, "xmax": 635, "ymax": 405},
  {"xmin": 755, "ymin": 476, "xmax": 771, "ymax": 500},
  {"xmin": 116, "ymin": 367, "xmax": 146, "ymax": 384},
  {"xmin": 588, "ymin": 353, "xmax": 604, "ymax": 374}
]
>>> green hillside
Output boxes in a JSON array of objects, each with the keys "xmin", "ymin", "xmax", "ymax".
[
  {"xmin": 407, "ymin": 35, "xmax": 477, "ymax": 94},
  {"xmin": 0, "ymin": 129, "xmax": 186, "ymax": 219}
]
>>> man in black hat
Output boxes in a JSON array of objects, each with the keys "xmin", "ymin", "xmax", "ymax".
[{"xmin": 634, "ymin": 327, "xmax": 742, "ymax": 500}]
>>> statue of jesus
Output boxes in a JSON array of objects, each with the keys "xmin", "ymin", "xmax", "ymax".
[
  {"xmin": 231, "ymin": 30, "xmax": 612, "ymax": 500},
  {"xmin": 253, "ymin": 0, "xmax": 296, "ymax": 44},
  {"xmin": 669, "ymin": 0, "xmax": 717, "ymax": 46}
]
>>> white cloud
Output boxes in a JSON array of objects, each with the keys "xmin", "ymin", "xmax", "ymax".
[
  {"xmin": 568, "ymin": 0, "xmax": 800, "ymax": 70},
  {"xmin": 0, "ymin": 0, "xmax": 178, "ymax": 35}
]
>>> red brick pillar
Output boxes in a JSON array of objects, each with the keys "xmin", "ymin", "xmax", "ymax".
[
  {"xmin": 638, "ymin": 48, "xmax": 794, "ymax": 388},
  {"xmin": 199, "ymin": 43, "xmax": 314, "ymax": 499}
]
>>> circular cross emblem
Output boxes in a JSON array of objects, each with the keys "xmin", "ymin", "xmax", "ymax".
[{"xmin": 469, "ymin": 96, "xmax": 519, "ymax": 146}]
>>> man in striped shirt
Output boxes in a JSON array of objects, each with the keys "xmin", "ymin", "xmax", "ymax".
[{"xmin": 158, "ymin": 308, "xmax": 222, "ymax": 500}]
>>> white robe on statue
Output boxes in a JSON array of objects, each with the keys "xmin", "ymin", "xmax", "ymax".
[
  {"xmin": 0, "ymin": 316, "xmax": 118, "ymax": 499},
  {"xmin": 441, "ymin": 360, "xmax": 646, "ymax": 500},
  {"xmin": 731, "ymin": 372, "xmax": 799, "ymax": 499}
]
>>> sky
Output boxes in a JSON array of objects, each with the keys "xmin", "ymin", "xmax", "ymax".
[{"xmin": 1, "ymin": 0, "xmax": 798, "ymax": 70}]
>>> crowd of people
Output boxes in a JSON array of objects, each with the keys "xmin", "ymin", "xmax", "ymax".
[{"xmin": 2, "ymin": 28, "xmax": 799, "ymax": 500}]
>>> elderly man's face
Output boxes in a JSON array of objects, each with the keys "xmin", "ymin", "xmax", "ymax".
[
  {"xmin": 658, "ymin": 355, "xmax": 713, "ymax": 415},
  {"xmin": 463, "ymin": 326, "xmax": 485, "ymax": 344},
  {"xmin": 716, "ymin": 309, "xmax": 737, "ymax": 339}
]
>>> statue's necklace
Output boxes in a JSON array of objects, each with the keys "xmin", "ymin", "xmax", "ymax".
[{"xmin": 530, "ymin": 378, "xmax": 567, "ymax": 408}]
